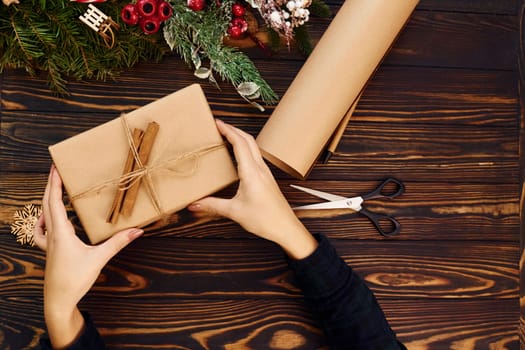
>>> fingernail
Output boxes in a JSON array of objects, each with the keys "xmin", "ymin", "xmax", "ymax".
[
  {"xmin": 188, "ymin": 203, "xmax": 201, "ymax": 211},
  {"xmin": 129, "ymin": 228, "xmax": 143, "ymax": 238}
]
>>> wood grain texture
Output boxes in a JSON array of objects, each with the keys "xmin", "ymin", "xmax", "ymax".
[
  {"xmin": 517, "ymin": 1, "xmax": 524, "ymax": 347},
  {"xmin": 1, "ymin": 114, "xmax": 520, "ymax": 182},
  {"xmin": 0, "ymin": 174, "xmax": 520, "ymax": 241},
  {"xmin": 0, "ymin": 235, "xmax": 518, "ymax": 300},
  {"xmin": 320, "ymin": 0, "xmax": 519, "ymax": 14},
  {"xmin": 1, "ymin": 64, "xmax": 519, "ymax": 123},
  {"xmin": 256, "ymin": 9, "xmax": 519, "ymax": 70},
  {"xmin": 0, "ymin": 1, "xmax": 522, "ymax": 349},
  {"xmin": 0, "ymin": 234, "xmax": 519, "ymax": 349},
  {"xmin": 0, "ymin": 295, "xmax": 519, "ymax": 349},
  {"xmin": 1, "ymin": 62, "xmax": 518, "ymax": 120},
  {"xmin": 418, "ymin": 0, "xmax": 518, "ymax": 14}
]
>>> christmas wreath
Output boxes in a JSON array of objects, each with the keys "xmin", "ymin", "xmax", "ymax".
[{"xmin": 0, "ymin": 0, "xmax": 330, "ymax": 109}]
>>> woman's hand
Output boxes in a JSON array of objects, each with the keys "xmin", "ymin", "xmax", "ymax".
[
  {"xmin": 188, "ymin": 120, "xmax": 317, "ymax": 260},
  {"xmin": 34, "ymin": 166, "xmax": 143, "ymax": 349}
]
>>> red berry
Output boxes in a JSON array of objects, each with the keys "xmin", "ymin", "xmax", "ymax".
[
  {"xmin": 140, "ymin": 16, "xmax": 161, "ymax": 34},
  {"xmin": 227, "ymin": 25, "xmax": 243, "ymax": 39},
  {"xmin": 231, "ymin": 17, "xmax": 248, "ymax": 32},
  {"xmin": 121, "ymin": 4, "xmax": 139, "ymax": 26},
  {"xmin": 136, "ymin": 0, "xmax": 157, "ymax": 17},
  {"xmin": 227, "ymin": 18, "xmax": 248, "ymax": 39},
  {"xmin": 187, "ymin": 0, "xmax": 205, "ymax": 11},
  {"xmin": 157, "ymin": 1, "xmax": 173, "ymax": 21},
  {"xmin": 231, "ymin": 3, "xmax": 245, "ymax": 17}
]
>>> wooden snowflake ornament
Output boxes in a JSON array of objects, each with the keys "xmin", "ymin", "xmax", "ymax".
[{"xmin": 10, "ymin": 204, "xmax": 42, "ymax": 247}]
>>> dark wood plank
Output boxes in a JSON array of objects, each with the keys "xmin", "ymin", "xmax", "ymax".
[
  {"xmin": 362, "ymin": 67, "xmax": 518, "ymax": 127},
  {"xmin": 418, "ymin": 0, "xmax": 518, "ymax": 15},
  {"xmin": 308, "ymin": 124, "xmax": 518, "ymax": 182},
  {"xmin": 0, "ymin": 232, "xmax": 519, "ymax": 349},
  {"xmin": 89, "ymin": 239, "xmax": 522, "ymax": 299},
  {"xmin": 521, "ymin": 246, "xmax": 525, "ymax": 346},
  {"xmin": 319, "ymin": 0, "xmax": 518, "ymax": 15},
  {"xmin": 264, "ymin": 9, "xmax": 519, "ymax": 70},
  {"xmin": 0, "ymin": 235, "xmax": 517, "ymax": 299},
  {"xmin": 93, "ymin": 299, "xmax": 520, "ymax": 350},
  {"xmin": 1, "ymin": 61, "xmax": 518, "ymax": 123},
  {"xmin": 518, "ymin": 0, "xmax": 525, "ymax": 345},
  {"xmin": 0, "ymin": 0, "xmax": 521, "ymax": 348},
  {"xmin": 387, "ymin": 299, "xmax": 519, "ymax": 350},
  {"xmin": 0, "ymin": 7, "xmax": 517, "ymax": 74},
  {"xmin": 1, "ymin": 174, "xmax": 520, "ymax": 241},
  {"xmin": 1, "ymin": 114, "xmax": 519, "ymax": 183},
  {"xmin": 387, "ymin": 10, "xmax": 518, "ymax": 70},
  {"xmin": 0, "ymin": 293, "xmax": 518, "ymax": 349}
]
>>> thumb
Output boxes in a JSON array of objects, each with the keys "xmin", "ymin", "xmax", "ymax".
[
  {"xmin": 97, "ymin": 228, "xmax": 143, "ymax": 264},
  {"xmin": 188, "ymin": 197, "xmax": 232, "ymax": 219}
]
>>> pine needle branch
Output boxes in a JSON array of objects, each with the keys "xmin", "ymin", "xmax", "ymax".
[
  {"xmin": 164, "ymin": 0, "xmax": 278, "ymax": 104},
  {"xmin": 0, "ymin": 0, "xmax": 281, "ymax": 102}
]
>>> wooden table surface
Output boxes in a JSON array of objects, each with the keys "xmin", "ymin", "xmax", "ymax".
[{"xmin": 1, "ymin": 0, "xmax": 523, "ymax": 349}]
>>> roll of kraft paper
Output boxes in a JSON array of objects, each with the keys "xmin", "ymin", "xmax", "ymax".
[{"xmin": 256, "ymin": 0, "xmax": 419, "ymax": 179}]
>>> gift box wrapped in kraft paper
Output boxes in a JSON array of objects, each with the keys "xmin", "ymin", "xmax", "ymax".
[
  {"xmin": 49, "ymin": 84, "xmax": 238, "ymax": 244},
  {"xmin": 256, "ymin": 0, "xmax": 419, "ymax": 179}
]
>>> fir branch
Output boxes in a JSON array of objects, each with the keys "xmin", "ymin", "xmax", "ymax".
[
  {"xmin": 0, "ymin": 0, "xmax": 277, "ymax": 102},
  {"xmin": 209, "ymin": 46, "xmax": 277, "ymax": 102},
  {"xmin": 0, "ymin": 0, "xmax": 169, "ymax": 93},
  {"xmin": 10, "ymin": 15, "xmax": 42, "ymax": 64},
  {"xmin": 45, "ymin": 56, "xmax": 68, "ymax": 94},
  {"xmin": 45, "ymin": 11, "xmax": 93, "ymax": 78},
  {"xmin": 164, "ymin": 0, "xmax": 277, "ymax": 104}
]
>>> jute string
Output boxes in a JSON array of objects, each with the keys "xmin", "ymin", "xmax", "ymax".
[{"xmin": 70, "ymin": 114, "xmax": 225, "ymax": 216}]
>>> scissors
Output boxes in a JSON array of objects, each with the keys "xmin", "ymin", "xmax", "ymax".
[{"xmin": 291, "ymin": 178, "xmax": 405, "ymax": 237}]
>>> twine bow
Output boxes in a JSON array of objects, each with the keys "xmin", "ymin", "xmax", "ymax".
[{"xmin": 70, "ymin": 114, "xmax": 225, "ymax": 217}]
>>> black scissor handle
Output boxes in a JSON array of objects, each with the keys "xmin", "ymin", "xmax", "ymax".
[
  {"xmin": 361, "ymin": 177, "xmax": 405, "ymax": 200},
  {"xmin": 359, "ymin": 208, "xmax": 401, "ymax": 237}
]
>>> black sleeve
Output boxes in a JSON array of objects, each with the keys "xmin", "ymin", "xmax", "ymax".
[
  {"xmin": 40, "ymin": 311, "xmax": 106, "ymax": 350},
  {"xmin": 287, "ymin": 234, "xmax": 406, "ymax": 350}
]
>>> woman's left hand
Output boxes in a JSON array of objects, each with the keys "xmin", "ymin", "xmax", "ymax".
[{"xmin": 34, "ymin": 165, "xmax": 143, "ymax": 349}]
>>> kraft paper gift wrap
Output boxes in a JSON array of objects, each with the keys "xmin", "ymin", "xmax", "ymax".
[
  {"xmin": 256, "ymin": 0, "xmax": 419, "ymax": 179},
  {"xmin": 49, "ymin": 84, "xmax": 238, "ymax": 244}
]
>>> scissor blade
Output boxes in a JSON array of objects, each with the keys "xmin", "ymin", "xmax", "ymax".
[
  {"xmin": 290, "ymin": 184, "xmax": 347, "ymax": 201},
  {"xmin": 293, "ymin": 197, "xmax": 363, "ymax": 211}
]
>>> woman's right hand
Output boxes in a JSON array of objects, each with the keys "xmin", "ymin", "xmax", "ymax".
[{"xmin": 188, "ymin": 120, "xmax": 317, "ymax": 260}]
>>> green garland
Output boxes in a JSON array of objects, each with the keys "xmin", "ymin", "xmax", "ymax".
[
  {"xmin": 0, "ymin": 0, "xmax": 330, "ymax": 105},
  {"xmin": 163, "ymin": 0, "xmax": 277, "ymax": 106},
  {"xmin": 0, "ymin": 1, "xmax": 168, "ymax": 93}
]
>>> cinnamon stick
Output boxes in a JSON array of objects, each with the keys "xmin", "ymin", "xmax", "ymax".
[
  {"xmin": 106, "ymin": 128, "xmax": 144, "ymax": 224},
  {"xmin": 120, "ymin": 121, "xmax": 160, "ymax": 217}
]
